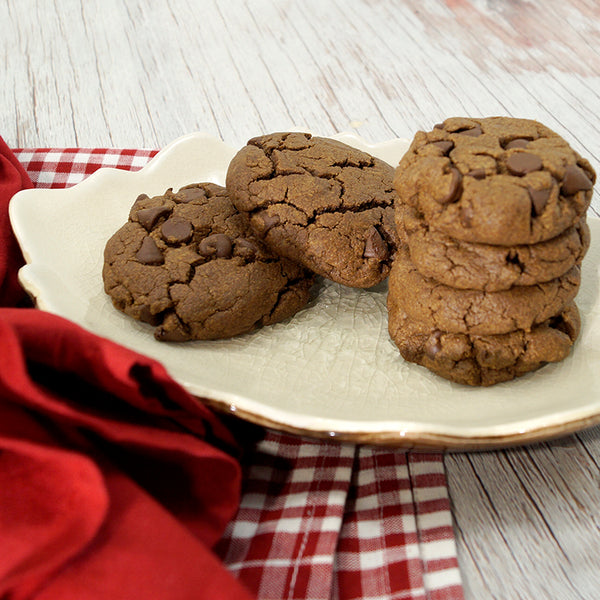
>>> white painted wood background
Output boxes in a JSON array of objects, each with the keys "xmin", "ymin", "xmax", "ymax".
[{"xmin": 3, "ymin": 0, "xmax": 600, "ymax": 597}]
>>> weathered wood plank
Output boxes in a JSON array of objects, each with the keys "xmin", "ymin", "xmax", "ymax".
[{"xmin": 447, "ymin": 434, "xmax": 600, "ymax": 599}]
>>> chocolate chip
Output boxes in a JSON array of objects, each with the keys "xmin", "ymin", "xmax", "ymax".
[
  {"xmin": 136, "ymin": 206, "xmax": 172, "ymax": 230},
  {"xmin": 425, "ymin": 330, "xmax": 443, "ymax": 357},
  {"xmin": 431, "ymin": 141, "xmax": 454, "ymax": 155},
  {"xmin": 467, "ymin": 168, "xmax": 486, "ymax": 180},
  {"xmin": 506, "ymin": 152, "xmax": 543, "ymax": 176},
  {"xmin": 199, "ymin": 233, "xmax": 233, "ymax": 258},
  {"xmin": 161, "ymin": 218, "xmax": 193, "ymax": 244},
  {"xmin": 561, "ymin": 164, "xmax": 593, "ymax": 196},
  {"xmin": 136, "ymin": 236, "xmax": 164, "ymax": 265},
  {"xmin": 457, "ymin": 125, "xmax": 482, "ymax": 137},
  {"xmin": 433, "ymin": 123, "xmax": 445, "ymax": 130},
  {"xmin": 135, "ymin": 193, "xmax": 150, "ymax": 203},
  {"xmin": 437, "ymin": 168, "xmax": 462, "ymax": 204},
  {"xmin": 528, "ymin": 187, "xmax": 551, "ymax": 216},
  {"xmin": 363, "ymin": 227, "xmax": 389, "ymax": 260},
  {"xmin": 177, "ymin": 187, "xmax": 207, "ymax": 203},
  {"xmin": 505, "ymin": 138, "xmax": 530, "ymax": 150},
  {"xmin": 260, "ymin": 213, "xmax": 280, "ymax": 233}
]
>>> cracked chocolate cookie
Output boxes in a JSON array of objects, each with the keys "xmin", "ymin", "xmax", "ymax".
[
  {"xmin": 103, "ymin": 183, "xmax": 314, "ymax": 341},
  {"xmin": 394, "ymin": 117, "xmax": 595, "ymax": 246},
  {"xmin": 388, "ymin": 299, "xmax": 580, "ymax": 386},
  {"xmin": 225, "ymin": 132, "xmax": 399, "ymax": 288},
  {"xmin": 387, "ymin": 246, "xmax": 580, "ymax": 336},
  {"xmin": 397, "ymin": 201, "xmax": 590, "ymax": 291}
]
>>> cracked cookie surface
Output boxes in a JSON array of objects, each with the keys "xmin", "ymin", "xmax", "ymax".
[
  {"xmin": 394, "ymin": 117, "xmax": 595, "ymax": 246},
  {"xmin": 103, "ymin": 183, "xmax": 314, "ymax": 341},
  {"xmin": 388, "ymin": 299, "xmax": 580, "ymax": 386},
  {"xmin": 387, "ymin": 246, "xmax": 580, "ymax": 336},
  {"xmin": 397, "ymin": 201, "xmax": 590, "ymax": 291},
  {"xmin": 226, "ymin": 132, "xmax": 399, "ymax": 288}
]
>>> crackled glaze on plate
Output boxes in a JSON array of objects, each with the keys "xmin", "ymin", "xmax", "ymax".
[{"xmin": 9, "ymin": 132, "xmax": 600, "ymax": 449}]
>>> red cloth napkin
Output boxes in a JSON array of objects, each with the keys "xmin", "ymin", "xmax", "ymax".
[
  {"xmin": 7, "ymin": 143, "xmax": 466, "ymax": 600},
  {"xmin": 0, "ymin": 136, "xmax": 32, "ymax": 306},
  {"xmin": 0, "ymin": 138, "xmax": 253, "ymax": 600}
]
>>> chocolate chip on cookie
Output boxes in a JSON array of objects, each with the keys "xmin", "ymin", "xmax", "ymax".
[
  {"xmin": 226, "ymin": 132, "xmax": 399, "ymax": 288},
  {"xmin": 394, "ymin": 117, "xmax": 595, "ymax": 245},
  {"xmin": 103, "ymin": 182, "xmax": 314, "ymax": 341},
  {"xmin": 136, "ymin": 236, "xmax": 164, "ymax": 265}
]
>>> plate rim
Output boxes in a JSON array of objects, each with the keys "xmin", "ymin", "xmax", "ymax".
[{"xmin": 199, "ymin": 394, "xmax": 600, "ymax": 450}]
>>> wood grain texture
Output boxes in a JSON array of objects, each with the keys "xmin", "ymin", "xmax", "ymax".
[
  {"xmin": 446, "ymin": 434, "xmax": 600, "ymax": 599},
  {"xmin": 4, "ymin": 0, "xmax": 600, "ymax": 597}
]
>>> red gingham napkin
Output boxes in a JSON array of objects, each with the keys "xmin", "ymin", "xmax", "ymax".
[
  {"xmin": 12, "ymin": 146, "xmax": 465, "ymax": 600},
  {"xmin": 14, "ymin": 148, "xmax": 159, "ymax": 188}
]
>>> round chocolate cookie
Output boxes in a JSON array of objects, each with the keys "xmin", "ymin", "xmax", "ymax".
[
  {"xmin": 103, "ymin": 183, "xmax": 314, "ymax": 341},
  {"xmin": 387, "ymin": 246, "xmax": 580, "ymax": 336},
  {"xmin": 394, "ymin": 117, "xmax": 595, "ymax": 246},
  {"xmin": 397, "ymin": 201, "xmax": 590, "ymax": 291},
  {"xmin": 387, "ymin": 300, "xmax": 580, "ymax": 386},
  {"xmin": 225, "ymin": 132, "xmax": 399, "ymax": 288}
]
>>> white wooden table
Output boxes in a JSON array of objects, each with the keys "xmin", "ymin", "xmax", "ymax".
[{"xmin": 3, "ymin": 1, "xmax": 600, "ymax": 597}]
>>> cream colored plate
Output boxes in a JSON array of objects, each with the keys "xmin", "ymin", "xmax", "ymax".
[{"xmin": 9, "ymin": 132, "xmax": 600, "ymax": 450}]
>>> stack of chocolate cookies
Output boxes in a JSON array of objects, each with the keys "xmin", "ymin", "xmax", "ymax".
[{"xmin": 389, "ymin": 117, "xmax": 595, "ymax": 386}]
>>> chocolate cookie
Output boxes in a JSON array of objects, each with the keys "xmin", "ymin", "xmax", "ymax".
[
  {"xmin": 397, "ymin": 201, "xmax": 590, "ymax": 291},
  {"xmin": 226, "ymin": 132, "xmax": 398, "ymax": 288},
  {"xmin": 387, "ymin": 300, "xmax": 580, "ymax": 386},
  {"xmin": 394, "ymin": 117, "xmax": 595, "ymax": 246},
  {"xmin": 387, "ymin": 246, "xmax": 580, "ymax": 336},
  {"xmin": 103, "ymin": 183, "xmax": 314, "ymax": 341}
]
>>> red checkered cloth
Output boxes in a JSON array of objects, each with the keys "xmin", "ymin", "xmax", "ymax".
[
  {"xmin": 13, "ymin": 146, "xmax": 465, "ymax": 600},
  {"xmin": 14, "ymin": 147, "xmax": 159, "ymax": 188}
]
